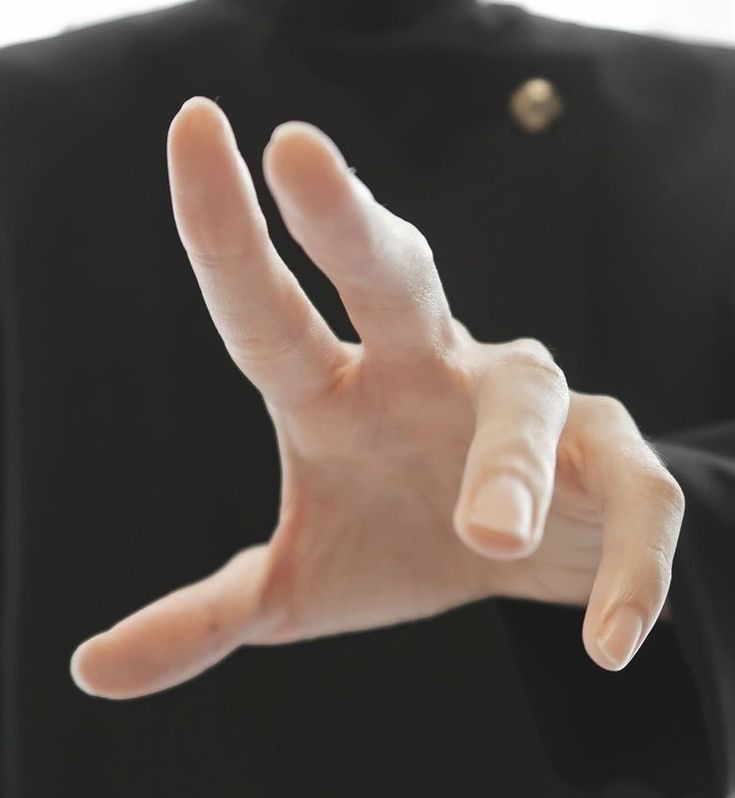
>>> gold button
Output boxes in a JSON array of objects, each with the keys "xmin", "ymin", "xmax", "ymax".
[{"xmin": 509, "ymin": 77, "xmax": 564, "ymax": 134}]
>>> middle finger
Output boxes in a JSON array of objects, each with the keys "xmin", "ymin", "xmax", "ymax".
[{"xmin": 262, "ymin": 121, "xmax": 457, "ymax": 364}]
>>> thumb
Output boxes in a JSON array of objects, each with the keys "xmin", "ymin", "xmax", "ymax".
[{"xmin": 70, "ymin": 543, "xmax": 274, "ymax": 700}]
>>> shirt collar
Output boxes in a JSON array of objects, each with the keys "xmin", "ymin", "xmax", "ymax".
[{"xmin": 243, "ymin": 0, "xmax": 480, "ymax": 33}]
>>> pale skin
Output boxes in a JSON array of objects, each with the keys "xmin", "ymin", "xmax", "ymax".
[{"xmin": 70, "ymin": 96, "xmax": 685, "ymax": 700}]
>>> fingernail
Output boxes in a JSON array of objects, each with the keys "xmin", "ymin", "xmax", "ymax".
[
  {"xmin": 597, "ymin": 606, "xmax": 644, "ymax": 670},
  {"xmin": 468, "ymin": 474, "xmax": 533, "ymax": 546}
]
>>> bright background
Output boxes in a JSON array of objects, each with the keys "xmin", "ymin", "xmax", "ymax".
[{"xmin": 1, "ymin": 0, "xmax": 735, "ymax": 48}]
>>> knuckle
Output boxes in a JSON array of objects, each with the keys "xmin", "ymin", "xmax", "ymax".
[
  {"xmin": 451, "ymin": 317, "xmax": 474, "ymax": 343},
  {"xmin": 504, "ymin": 342, "xmax": 567, "ymax": 392},
  {"xmin": 643, "ymin": 538, "xmax": 674, "ymax": 572},
  {"xmin": 640, "ymin": 469, "xmax": 686, "ymax": 516},
  {"xmin": 639, "ymin": 538, "xmax": 674, "ymax": 590},
  {"xmin": 188, "ymin": 247, "xmax": 253, "ymax": 270},
  {"xmin": 474, "ymin": 427, "xmax": 554, "ymax": 490},
  {"xmin": 508, "ymin": 336, "xmax": 554, "ymax": 362},
  {"xmin": 299, "ymin": 202, "xmax": 371, "ymax": 263},
  {"xmin": 226, "ymin": 327, "xmax": 301, "ymax": 365},
  {"xmin": 399, "ymin": 218, "xmax": 435, "ymax": 264},
  {"xmin": 223, "ymin": 313, "xmax": 307, "ymax": 366},
  {"xmin": 589, "ymin": 393, "xmax": 631, "ymax": 422},
  {"xmin": 222, "ymin": 282, "xmax": 313, "ymax": 366},
  {"xmin": 187, "ymin": 223, "xmax": 271, "ymax": 270},
  {"xmin": 316, "ymin": 218, "xmax": 372, "ymax": 263},
  {"xmin": 619, "ymin": 458, "xmax": 686, "ymax": 528},
  {"xmin": 616, "ymin": 540, "xmax": 674, "ymax": 610}
]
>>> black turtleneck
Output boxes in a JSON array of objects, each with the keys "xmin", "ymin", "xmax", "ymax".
[
  {"xmin": 244, "ymin": 0, "xmax": 480, "ymax": 32},
  {"xmin": 0, "ymin": 2, "xmax": 732, "ymax": 797}
]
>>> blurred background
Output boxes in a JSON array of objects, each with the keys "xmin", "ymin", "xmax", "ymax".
[{"xmin": 2, "ymin": 0, "xmax": 735, "ymax": 49}]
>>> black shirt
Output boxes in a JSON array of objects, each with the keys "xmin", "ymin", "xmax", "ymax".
[{"xmin": 1, "ymin": 1, "xmax": 733, "ymax": 795}]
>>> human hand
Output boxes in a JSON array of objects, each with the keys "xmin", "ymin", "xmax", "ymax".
[{"xmin": 70, "ymin": 97, "xmax": 684, "ymax": 700}]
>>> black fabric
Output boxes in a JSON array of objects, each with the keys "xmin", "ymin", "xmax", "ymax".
[
  {"xmin": 1, "ymin": 1, "xmax": 733, "ymax": 795},
  {"xmin": 251, "ymin": 0, "xmax": 472, "ymax": 31}
]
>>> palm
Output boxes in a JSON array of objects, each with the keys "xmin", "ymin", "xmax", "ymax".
[
  {"xmin": 263, "ymin": 346, "xmax": 489, "ymax": 641},
  {"xmin": 260, "ymin": 348, "xmax": 602, "ymax": 645},
  {"xmin": 70, "ymin": 97, "xmax": 680, "ymax": 700}
]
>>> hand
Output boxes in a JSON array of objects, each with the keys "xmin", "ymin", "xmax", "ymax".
[{"xmin": 70, "ymin": 97, "xmax": 685, "ymax": 700}]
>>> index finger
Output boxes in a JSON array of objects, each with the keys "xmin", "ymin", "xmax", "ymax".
[{"xmin": 168, "ymin": 97, "xmax": 347, "ymax": 409}]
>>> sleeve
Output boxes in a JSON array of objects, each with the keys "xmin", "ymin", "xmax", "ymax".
[{"xmin": 652, "ymin": 421, "xmax": 735, "ymax": 797}]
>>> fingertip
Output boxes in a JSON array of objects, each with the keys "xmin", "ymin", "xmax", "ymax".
[
  {"xmin": 70, "ymin": 635, "xmax": 104, "ymax": 697},
  {"xmin": 70, "ymin": 627, "xmax": 152, "ymax": 701},
  {"xmin": 270, "ymin": 119, "xmax": 322, "ymax": 143},
  {"xmin": 68, "ymin": 627, "xmax": 160, "ymax": 701},
  {"xmin": 268, "ymin": 120, "xmax": 346, "ymax": 166},
  {"xmin": 168, "ymin": 95, "xmax": 234, "ymax": 155},
  {"xmin": 263, "ymin": 121, "xmax": 351, "ymax": 201},
  {"xmin": 456, "ymin": 521, "xmax": 535, "ymax": 561},
  {"xmin": 177, "ymin": 95, "xmax": 226, "ymax": 122},
  {"xmin": 584, "ymin": 604, "xmax": 646, "ymax": 672},
  {"xmin": 454, "ymin": 474, "xmax": 539, "ymax": 561}
]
